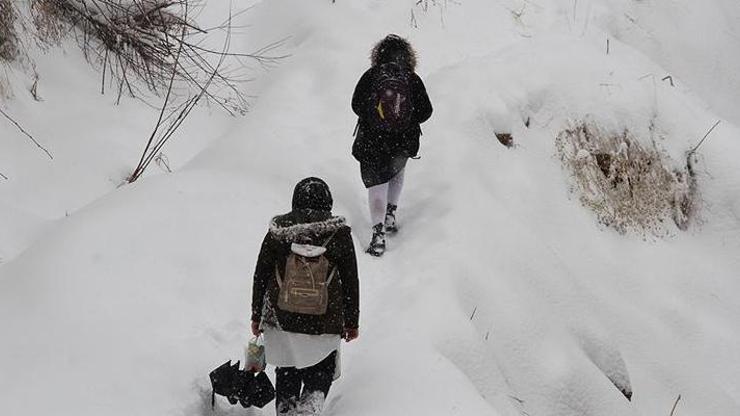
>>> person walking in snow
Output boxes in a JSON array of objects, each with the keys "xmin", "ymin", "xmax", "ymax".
[
  {"xmin": 250, "ymin": 177, "xmax": 360, "ymax": 416},
  {"xmin": 351, "ymin": 34, "xmax": 433, "ymax": 257}
]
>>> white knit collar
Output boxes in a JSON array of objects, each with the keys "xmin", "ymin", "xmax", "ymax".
[{"xmin": 269, "ymin": 216, "xmax": 347, "ymax": 243}]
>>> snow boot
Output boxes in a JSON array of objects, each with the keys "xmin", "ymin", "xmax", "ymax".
[
  {"xmin": 366, "ymin": 223, "xmax": 386, "ymax": 257},
  {"xmin": 384, "ymin": 204, "xmax": 398, "ymax": 234},
  {"xmin": 295, "ymin": 391, "xmax": 326, "ymax": 416}
]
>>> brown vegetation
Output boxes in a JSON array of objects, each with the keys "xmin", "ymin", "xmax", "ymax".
[
  {"xmin": 0, "ymin": 1, "xmax": 287, "ymax": 182},
  {"xmin": 28, "ymin": 0, "xmax": 264, "ymax": 113},
  {"xmin": 495, "ymin": 132, "xmax": 514, "ymax": 148},
  {"xmin": 0, "ymin": 0, "xmax": 19, "ymax": 61},
  {"xmin": 556, "ymin": 120, "xmax": 696, "ymax": 236}
]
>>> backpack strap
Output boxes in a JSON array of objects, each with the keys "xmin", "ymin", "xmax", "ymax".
[
  {"xmin": 323, "ymin": 231, "xmax": 340, "ymax": 285},
  {"xmin": 326, "ymin": 267, "xmax": 338, "ymax": 286},
  {"xmin": 275, "ymin": 263, "xmax": 283, "ymax": 289},
  {"xmin": 322, "ymin": 230, "xmax": 339, "ymax": 248}
]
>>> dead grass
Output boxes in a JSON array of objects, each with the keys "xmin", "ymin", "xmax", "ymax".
[
  {"xmin": 556, "ymin": 120, "xmax": 696, "ymax": 237},
  {"xmin": 30, "ymin": 0, "xmax": 66, "ymax": 47},
  {"xmin": 0, "ymin": 0, "xmax": 19, "ymax": 61},
  {"xmin": 25, "ymin": 0, "xmax": 273, "ymax": 114}
]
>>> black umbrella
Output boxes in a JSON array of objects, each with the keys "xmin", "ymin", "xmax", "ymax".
[
  {"xmin": 250, "ymin": 371, "xmax": 276, "ymax": 408},
  {"xmin": 209, "ymin": 360, "xmax": 235, "ymax": 407},
  {"xmin": 209, "ymin": 361, "xmax": 255, "ymax": 407},
  {"xmin": 209, "ymin": 361, "xmax": 274, "ymax": 409},
  {"xmin": 234, "ymin": 367, "xmax": 255, "ymax": 408},
  {"xmin": 227, "ymin": 362, "xmax": 244, "ymax": 405}
]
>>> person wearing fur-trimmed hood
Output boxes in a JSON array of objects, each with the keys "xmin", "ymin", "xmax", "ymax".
[
  {"xmin": 250, "ymin": 177, "xmax": 360, "ymax": 415},
  {"xmin": 351, "ymin": 34, "xmax": 433, "ymax": 256}
]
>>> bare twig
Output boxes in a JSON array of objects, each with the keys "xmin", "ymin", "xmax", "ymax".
[
  {"xmin": 128, "ymin": 4, "xmax": 188, "ymax": 183},
  {"xmin": 469, "ymin": 306, "xmax": 477, "ymax": 321},
  {"xmin": 508, "ymin": 395, "xmax": 524, "ymax": 405},
  {"xmin": 101, "ymin": 47, "xmax": 108, "ymax": 94},
  {"xmin": 0, "ymin": 107, "xmax": 53, "ymax": 159},
  {"xmin": 36, "ymin": 0, "xmax": 267, "ymax": 113},
  {"xmin": 127, "ymin": 3, "xmax": 233, "ymax": 183},
  {"xmin": 0, "ymin": 171, "xmax": 8, "ymax": 180},
  {"xmin": 30, "ymin": 75, "xmax": 41, "ymax": 101},
  {"xmin": 669, "ymin": 394, "xmax": 682, "ymax": 416},
  {"xmin": 155, "ymin": 152, "xmax": 172, "ymax": 172},
  {"xmin": 130, "ymin": 23, "xmax": 185, "ymax": 179},
  {"xmin": 689, "ymin": 120, "xmax": 721, "ymax": 155}
]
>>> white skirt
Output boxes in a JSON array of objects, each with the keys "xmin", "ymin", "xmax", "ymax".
[{"xmin": 263, "ymin": 327, "xmax": 341, "ymax": 370}]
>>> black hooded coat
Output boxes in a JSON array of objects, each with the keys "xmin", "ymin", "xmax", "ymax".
[
  {"xmin": 351, "ymin": 35, "xmax": 433, "ymax": 188},
  {"xmin": 251, "ymin": 178, "xmax": 360, "ymax": 335}
]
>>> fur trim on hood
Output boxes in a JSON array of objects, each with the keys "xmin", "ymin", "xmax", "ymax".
[
  {"xmin": 371, "ymin": 34, "xmax": 417, "ymax": 70},
  {"xmin": 269, "ymin": 215, "xmax": 347, "ymax": 243}
]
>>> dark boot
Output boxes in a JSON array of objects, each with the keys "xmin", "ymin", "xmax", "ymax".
[
  {"xmin": 384, "ymin": 204, "xmax": 398, "ymax": 234},
  {"xmin": 366, "ymin": 223, "xmax": 386, "ymax": 257}
]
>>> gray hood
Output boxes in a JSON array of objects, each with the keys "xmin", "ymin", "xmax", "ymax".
[{"xmin": 269, "ymin": 213, "xmax": 347, "ymax": 244}]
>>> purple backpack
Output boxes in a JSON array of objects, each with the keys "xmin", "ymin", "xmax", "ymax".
[{"xmin": 367, "ymin": 62, "xmax": 413, "ymax": 133}]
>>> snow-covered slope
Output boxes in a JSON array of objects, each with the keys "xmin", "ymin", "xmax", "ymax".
[{"xmin": 1, "ymin": 1, "xmax": 740, "ymax": 416}]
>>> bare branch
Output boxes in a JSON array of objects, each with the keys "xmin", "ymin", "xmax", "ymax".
[
  {"xmin": 0, "ymin": 106, "xmax": 53, "ymax": 160},
  {"xmin": 34, "ymin": 0, "xmax": 273, "ymax": 114},
  {"xmin": 128, "ymin": 0, "xmax": 236, "ymax": 183},
  {"xmin": 689, "ymin": 120, "xmax": 721, "ymax": 155},
  {"xmin": 670, "ymin": 395, "xmax": 682, "ymax": 416},
  {"xmin": 128, "ymin": 3, "xmax": 188, "ymax": 183}
]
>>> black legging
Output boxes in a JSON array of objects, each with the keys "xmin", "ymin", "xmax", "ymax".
[{"xmin": 275, "ymin": 351, "xmax": 337, "ymax": 415}]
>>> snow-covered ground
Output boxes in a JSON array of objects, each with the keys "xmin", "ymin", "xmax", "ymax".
[{"xmin": 1, "ymin": 1, "xmax": 740, "ymax": 415}]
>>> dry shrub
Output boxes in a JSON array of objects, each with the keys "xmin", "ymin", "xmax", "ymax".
[
  {"xmin": 30, "ymin": 0, "xmax": 67, "ymax": 46},
  {"xmin": 32, "ymin": 0, "xmax": 193, "ymax": 95},
  {"xmin": 416, "ymin": 0, "xmax": 446, "ymax": 12},
  {"xmin": 27, "ymin": 0, "xmax": 270, "ymax": 114},
  {"xmin": 5, "ymin": 0, "xmax": 284, "ymax": 114},
  {"xmin": 556, "ymin": 120, "xmax": 695, "ymax": 237},
  {"xmin": 0, "ymin": 0, "xmax": 19, "ymax": 61}
]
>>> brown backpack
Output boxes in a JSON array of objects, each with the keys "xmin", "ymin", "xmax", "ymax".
[{"xmin": 275, "ymin": 235, "xmax": 337, "ymax": 316}]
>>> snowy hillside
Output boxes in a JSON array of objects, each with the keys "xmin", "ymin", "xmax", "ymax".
[{"xmin": 2, "ymin": 1, "xmax": 740, "ymax": 416}]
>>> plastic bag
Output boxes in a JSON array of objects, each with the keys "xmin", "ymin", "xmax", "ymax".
[{"xmin": 245, "ymin": 336, "xmax": 266, "ymax": 373}]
